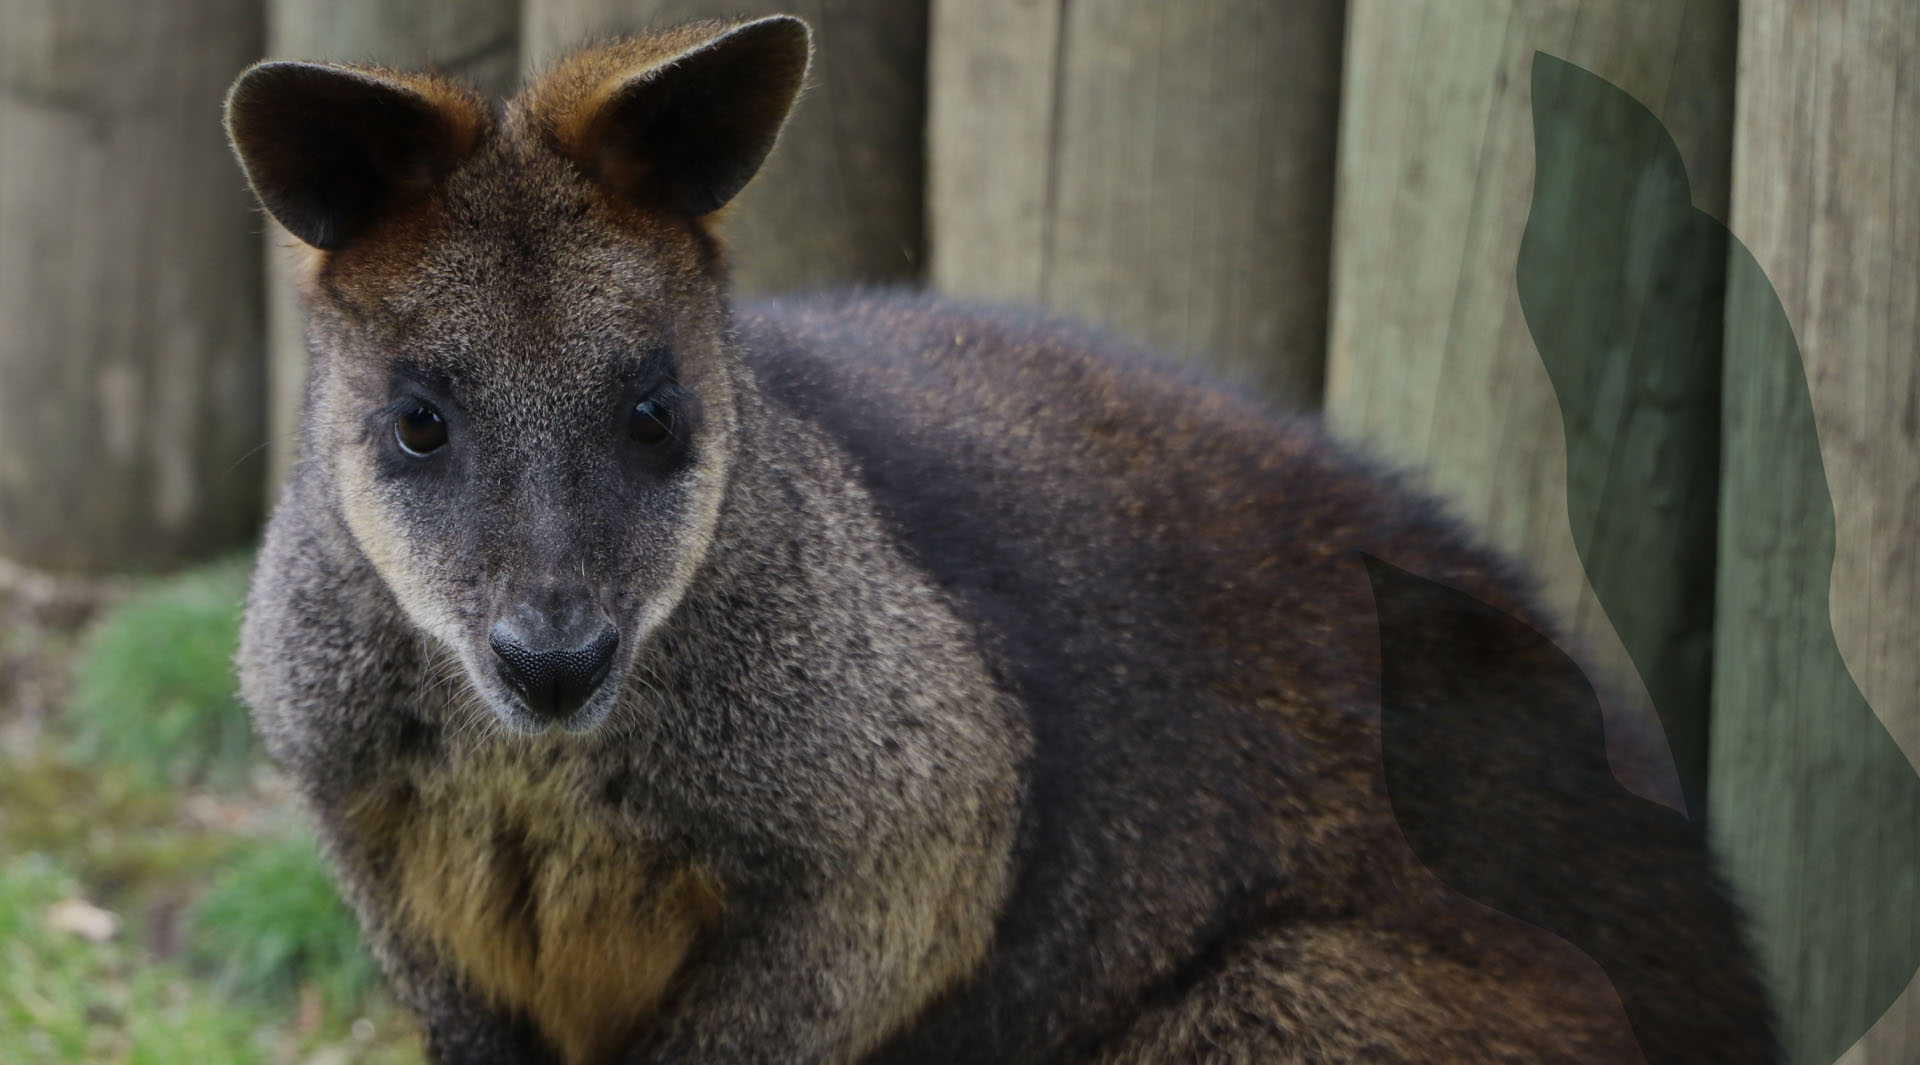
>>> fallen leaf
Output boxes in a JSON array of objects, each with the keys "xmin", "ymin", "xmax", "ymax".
[{"xmin": 44, "ymin": 898, "xmax": 120, "ymax": 943}]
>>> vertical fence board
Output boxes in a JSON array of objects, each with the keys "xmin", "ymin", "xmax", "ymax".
[
  {"xmin": 1328, "ymin": 0, "xmax": 1736, "ymax": 818},
  {"xmin": 1715, "ymin": 2, "xmax": 1920, "ymax": 1062},
  {"xmin": 925, "ymin": 0, "xmax": 1060, "ymax": 305},
  {"xmin": 0, "ymin": 0, "xmax": 266, "ymax": 571},
  {"xmin": 928, "ymin": 0, "xmax": 1344, "ymax": 404}
]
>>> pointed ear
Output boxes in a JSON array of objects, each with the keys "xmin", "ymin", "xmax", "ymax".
[
  {"xmin": 549, "ymin": 16, "xmax": 811, "ymax": 217},
  {"xmin": 224, "ymin": 62, "xmax": 487, "ymax": 249}
]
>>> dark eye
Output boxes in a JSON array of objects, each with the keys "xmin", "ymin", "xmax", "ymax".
[
  {"xmin": 631, "ymin": 397, "xmax": 673, "ymax": 446},
  {"xmin": 394, "ymin": 403, "xmax": 448, "ymax": 457}
]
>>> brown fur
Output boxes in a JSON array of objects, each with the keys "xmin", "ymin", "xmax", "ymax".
[
  {"xmin": 529, "ymin": 24, "xmax": 737, "ymax": 153},
  {"xmin": 346, "ymin": 745, "xmax": 723, "ymax": 1065}
]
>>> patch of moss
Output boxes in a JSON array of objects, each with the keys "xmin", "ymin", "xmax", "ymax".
[
  {"xmin": 67, "ymin": 557, "xmax": 255, "ymax": 790},
  {"xmin": 0, "ymin": 852, "xmax": 424, "ymax": 1065},
  {"xmin": 0, "ymin": 755, "xmax": 232, "ymax": 915},
  {"xmin": 0, "ymin": 854, "xmax": 267, "ymax": 1065},
  {"xmin": 191, "ymin": 830, "xmax": 379, "ymax": 1016}
]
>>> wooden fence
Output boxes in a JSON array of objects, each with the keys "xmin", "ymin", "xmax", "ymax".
[{"xmin": 0, "ymin": 2, "xmax": 1911, "ymax": 1062}]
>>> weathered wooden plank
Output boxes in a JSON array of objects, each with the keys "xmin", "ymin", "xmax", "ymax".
[
  {"xmin": 929, "ymin": 0, "xmax": 1343, "ymax": 404},
  {"xmin": 267, "ymin": 2, "xmax": 519, "ymax": 91},
  {"xmin": 261, "ymin": 0, "xmax": 521, "ymax": 492},
  {"xmin": 1717, "ymin": 2, "xmax": 1920, "ymax": 1063},
  {"xmin": 524, "ymin": 0, "xmax": 928, "ymax": 299},
  {"xmin": 926, "ymin": 0, "xmax": 1061, "ymax": 305},
  {"xmin": 0, "ymin": 0, "xmax": 266, "ymax": 571},
  {"xmin": 1329, "ymin": 0, "xmax": 1738, "ymax": 820}
]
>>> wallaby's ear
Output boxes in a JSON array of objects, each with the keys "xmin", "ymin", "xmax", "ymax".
[
  {"xmin": 544, "ymin": 16, "xmax": 811, "ymax": 217},
  {"xmin": 224, "ymin": 62, "xmax": 488, "ymax": 250}
]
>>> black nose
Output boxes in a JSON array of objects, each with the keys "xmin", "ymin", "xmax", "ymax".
[{"xmin": 488, "ymin": 619, "xmax": 619, "ymax": 720}]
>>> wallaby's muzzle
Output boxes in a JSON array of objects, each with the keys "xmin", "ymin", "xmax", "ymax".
[{"xmin": 487, "ymin": 600, "xmax": 619, "ymax": 724}]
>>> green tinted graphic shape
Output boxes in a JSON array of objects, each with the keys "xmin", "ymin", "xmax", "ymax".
[
  {"xmin": 1518, "ymin": 52, "xmax": 1919, "ymax": 1065},
  {"xmin": 1515, "ymin": 52, "xmax": 1724, "ymax": 822}
]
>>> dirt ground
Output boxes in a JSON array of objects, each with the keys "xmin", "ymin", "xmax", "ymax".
[{"xmin": 0, "ymin": 557, "xmax": 124, "ymax": 755}]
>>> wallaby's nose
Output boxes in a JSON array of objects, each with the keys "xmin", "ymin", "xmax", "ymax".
[{"xmin": 488, "ymin": 615, "xmax": 619, "ymax": 721}]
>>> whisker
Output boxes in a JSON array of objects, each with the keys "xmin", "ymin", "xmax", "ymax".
[{"xmin": 222, "ymin": 429, "xmax": 303, "ymax": 481}]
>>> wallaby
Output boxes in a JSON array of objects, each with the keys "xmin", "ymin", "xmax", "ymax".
[{"xmin": 227, "ymin": 15, "xmax": 1778, "ymax": 1065}]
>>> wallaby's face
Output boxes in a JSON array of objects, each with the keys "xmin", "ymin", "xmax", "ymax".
[
  {"xmin": 227, "ymin": 18, "xmax": 810, "ymax": 733},
  {"xmin": 308, "ymin": 181, "xmax": 737, "ymax": 737}
]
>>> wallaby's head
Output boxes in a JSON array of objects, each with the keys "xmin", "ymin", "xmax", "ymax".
[{"xmin": 225, "ymin": 17, "xmax": 810, "ymax": 734}]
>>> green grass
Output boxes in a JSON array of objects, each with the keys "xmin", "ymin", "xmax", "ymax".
[
  {"xmin": 0, "ymin": 854, "xmax": 267, "ymax": 1065},
  {"xmin": 191, "ymin": 831, "xmax": 379, "ymax": 1014},
  {"xmin": 0, "ymin": 851, "xmax": 423, "ymax": 1065},
  {"xmin": 1, "ymin": 555, "xmax": 425, "ymax": 1064},
  {"xmin": 67, "ymin": 557, "xmax": 255, "ymax": 790},
  {"xmin": 0, "ymin": 755, "xmax": 234, "ymax": 907}
]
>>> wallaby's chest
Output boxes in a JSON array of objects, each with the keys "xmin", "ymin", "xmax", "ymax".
[{"xmin": 345, "ymin": 744, "xmax": 721, "ymax": 1065}]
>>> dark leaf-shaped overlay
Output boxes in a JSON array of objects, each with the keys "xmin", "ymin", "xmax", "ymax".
[
  {"xmin": 1513, "ymin": 52, "xmax": 1918, "ymax": 1065},
  {"xmin": 1516, "ymin": 52, "xmax": 1725, "ymax": 821}
]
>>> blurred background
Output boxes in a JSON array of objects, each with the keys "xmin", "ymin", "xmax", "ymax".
[{"xmin": 0, "ymin": 1, "xmax": 1913, "ymax": 1063}]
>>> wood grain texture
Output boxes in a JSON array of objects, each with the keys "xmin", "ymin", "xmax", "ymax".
[
  {"xmin": 925, "ymin": 0, "xmax": 1059, "ymax": 306},
  {"xmin": 1328, "ymin": 0, "xmax": 1737, "ymax": 818},
  {"xmin": 0, "ymin": 0, "xmax": 266, "ymax": 571},
  {"xmin": 523, "ymin": 0, "xmax": 928, "ymax": 299},
  {"xmin": 927, "ymin": 0, "xmax": 1343, "ymax": 405},
  {"xmin": 1717, "ymin": 2, "xmax": 1920, "ymax": 1063}
]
